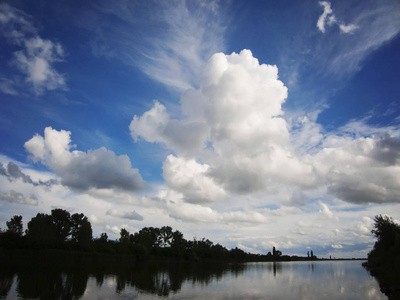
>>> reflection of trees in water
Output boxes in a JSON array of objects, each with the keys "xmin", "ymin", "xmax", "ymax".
[
  {"xmin": 111, "ymin": 262, "xmax": 246, "ymax": 297},
  {"xmin": 307, "ymin": 263, "xmax": 315, "ymax": 273},
  {"xmin": 252, "ymin": 262, "xmax": 282, "ymax": 277},
  {"xmin": 0, "ymin": 259, "xmax": 89, "ymax": 300},
  {"xmin": 0, "ymin": 261, "xmax": 247, "ymax": 299},
  {"xmin": 15, "ymin": 267, "xmax": 89, "ymax": 300},
  {"xmin": 0, "ymin": 268, "xmax": 14, "ymax": 298}
]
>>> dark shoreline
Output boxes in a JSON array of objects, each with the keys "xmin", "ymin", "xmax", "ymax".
[{"xmin": 0, "ymin": 248, "xmax": 366, "ymax": 267}]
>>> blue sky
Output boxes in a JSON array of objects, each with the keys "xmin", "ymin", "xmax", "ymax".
[{"xmin": 1, "ymin": 0, "xmax": 400, "ymax": 258}]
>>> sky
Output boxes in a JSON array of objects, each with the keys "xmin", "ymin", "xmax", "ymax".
[{"xmin": 0, "ymin": 0, "xmax": 400, "ymax": 258}]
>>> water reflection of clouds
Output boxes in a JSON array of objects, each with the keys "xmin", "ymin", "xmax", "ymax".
[{"xmin": 0, "ymin": 261, "xmax": 386, "ymax": 299}]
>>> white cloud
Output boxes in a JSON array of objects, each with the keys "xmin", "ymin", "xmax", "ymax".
[
  {"xmin": 312, "ymin": 133, "xmax": 400, "ymax": 204},
  {"xmin": 339, "ymin": 23, "xmax": 358, "ymax": 34},
  {"xmin": 162, "ymin": 155, "xmax": 225, "ymax": 204},
  {"xmin": 152, "ymin": 188, "xmax": 269, "ymax": 226},
  {"xmin": 158, "ymin": 190, "xmax": 220, "ymax": 223},
  {"xmin": 131, "ymin": 49, "xmax": 400, "ymax": 208},
  {"xmin": 132, "ymin": 50, "xmax": 316, "ymax": 202},
  {"xmin": 0, "ymin": 3, "xmax": 66, "ymax": 95},
  {"xmin": 354, "ymin": 217, "xmax": 373, "ymax": 236},
  {"xmin": 24, "ymin": 127, "xmax": 145, "ymax": 192},
  {"xmin": 317, "ymin": 1, "xmax": 334, "ymax": 33},
  {"xmin": 129, "ymin": 100, "xmax": 207, "ymax": 156},
  {"xmin": 14, "ymin": 37, "xmax": 65, "ymax": 94},
  {"xmin": 317, "ymin": 1, "xmax": 358, "ymax": 34},
  {"xmin": 318, "ymin": 202, "xmax": 337, "ymax": 220},
  {"xmin": 0, "ymin": 150, "xmax": 397, "ymax": 257}
]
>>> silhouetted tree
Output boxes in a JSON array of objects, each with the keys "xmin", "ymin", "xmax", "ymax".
[
  {"xmin": 133, "ymin": 227, "xmax": 160, "ymax": 251},
  {"xmin": 70, "ymin": 213, "xmax": 92, "ymax": 248},
  {"xmin": 93, "ymin": 232, "xmax": 112, "ymax": 254},
  {"xmin": 371, "ymin": 215, "xmax": 400, "ymax": 248},
  {"xmin": 230, "ymin": 247, "xmax": 246, "ymax": 260},
  {"xmin": 26, "ymin": 213, "xmax": 57, "ymax": 247},
  {"xmin": 6, "ymin": 215, "xmax": 23, "ymax": 237},
  {"xmin": 365, "ymin": 215, "xmax": 400, "ymax": 299},
  {"xmin": 2, "ymin": 210, "xmax": 304, "ymax": 262},
  {"xmin": 99, "ymin": 232, "xmax": 108, "ymax": 242},
  {"xmin": 51, "ymin": 209, "xmax": 72, "ymax": 243},
  {"xmin": 119, "ymin": 228, "xmax": 130, "ymax": 244}
]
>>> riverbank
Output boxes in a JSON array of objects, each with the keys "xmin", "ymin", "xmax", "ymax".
[{"xmin": 0, "ymin": 248, "xmax": 367, "ymax": 269}]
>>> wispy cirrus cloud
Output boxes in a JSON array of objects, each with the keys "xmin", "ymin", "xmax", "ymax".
[
  {"xmin": 282, "ymin": 0, "xmax": 400, "ymax": 91},
  {"xmin": 84, "ymin": 0, "xmax": 225, "ymax": 93},
  {"xmin": 317, "ymin": 0, "xmax": 400, "ymax": 76},
  {"xmin": 140, "ymin": 0, "xmax": 225, "ymax": 91}
]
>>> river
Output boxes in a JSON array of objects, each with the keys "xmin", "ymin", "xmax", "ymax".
[{"xmin": 0, "ymin": 260, "xmax": 386, "ymax": 299}]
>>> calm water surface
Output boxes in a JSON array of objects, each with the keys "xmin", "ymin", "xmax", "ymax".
[{"xmin": 0, "ymin": 260, "xmax": 386, "ymax": 299}]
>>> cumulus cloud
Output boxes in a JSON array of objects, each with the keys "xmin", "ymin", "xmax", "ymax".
[
  {"xmin": 153, "ymin": 189, "xmax": 269, "ymax": 225},
  {"xmin": 106, "ymin": 209, "xmax": 143, "ymax": 221},
  {"xmin": 162, "ymin": 155, "xmax": 225, "ymax": 204},
  {"xmin": 312, "ymin": 133, "xmax": 400, "ymax": 204},
  {"xmin": 130, "ymin": 100, "xmax": 207, "ymax": 156},
  {"xmin": 24, "ymin": 127, "xmax": 145, "ymax": 192},
  {"xmin": 132, "ymin": 49, "xmax": 400, "ymax": 207},
  {"xmin": 354, "ymin": 217, "xmax": 373, "ymax": 236},
  {"xmin": 0, "ymin": 3, "xmax": 66, "ymax": 95},
  {"xmin": 0, "ymin": 190, "xmax": 38, "ymax": 205},
  {"xmin": 131, "ymin": 50, "xmax": 316, "ymax": 203},
  {"xmin": 317, "ymin": 1, "xmax": 358, "ymax": 34}
]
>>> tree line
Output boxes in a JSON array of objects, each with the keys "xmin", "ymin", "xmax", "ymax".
[
  {"xmin": 0, "ymin": 209, "xmax": 317, "ymax": 262},
  {"xmin": 1, "ymin": 209, "xmax": 92, "ymax": 250},
  {"xmin": 363, "ymin": 215, "xmax": 400, "ymax": 298}
]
